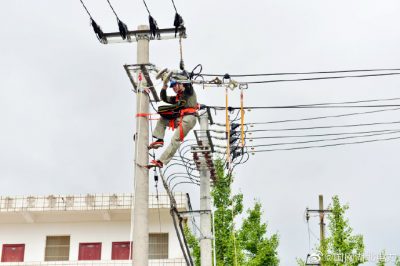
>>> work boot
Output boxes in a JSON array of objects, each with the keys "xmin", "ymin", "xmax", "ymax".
[
  {"xmin": 146, "ymin": 159, "xmax": 163, "ymax": 169},
  {"xmin": 149, "ymin": 139, "xmax": 164, "ymax": 149}
]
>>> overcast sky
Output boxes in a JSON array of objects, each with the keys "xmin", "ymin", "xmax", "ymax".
[{"xmin": 1, "ymin": 0, "xmax": 400, "ymax": 265}]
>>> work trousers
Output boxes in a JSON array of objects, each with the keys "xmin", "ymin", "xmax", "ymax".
[{"xmin": 153, "ymin": 114, "xmax": 197, "ymax": 165}]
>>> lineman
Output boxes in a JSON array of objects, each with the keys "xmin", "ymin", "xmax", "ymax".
[{"xmin": 147, "ymin": 71, "xmax": 198, "ymax": 168}]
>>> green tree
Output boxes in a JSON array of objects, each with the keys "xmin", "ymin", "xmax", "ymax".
[
  {"xmin": 185, "ymin": 159, "xmax": 279, "ymax": 266},
  {"xmin": 320, "ymin": 195, "xmax": 366, "ymax": 266},
  {"xmin": 297, "ymin": 196, "xmax": 365, "ymax": 266},
  {"xmin": 212, "ymin": 159, "xmax": 245, "ymax": 266},
  {"xmin": 376, "ymin": 250, "xmax": 386, "ymax": 266},
  {"xmin": 184, "ymin": 224, "xmax": 201, "ymax": 266},
  {"xmin": 239, "ymin": 202, "xmax": 279, "ymax": 266},
  {"xmin": 395, "ymin": 256, "xmax": 400, "ymax": 266}
]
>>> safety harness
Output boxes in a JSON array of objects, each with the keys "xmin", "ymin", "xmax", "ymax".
[{"xmin": 157, "ymin": 91, "xmax": 198, "ymax": 141}]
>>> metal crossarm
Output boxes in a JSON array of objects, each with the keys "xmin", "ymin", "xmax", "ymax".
[
  {"xmin": 124, "ymin": 64, "xmax": 160, "ymax": 101},
  {"xmin": 101, "ymin": 27, "xmax": 187, "ymax": 44}
]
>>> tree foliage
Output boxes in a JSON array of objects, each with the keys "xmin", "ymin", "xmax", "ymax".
[
  {"xmin": 320, "ymin": 195, "xmax": 366, "ymax": 266},
  {"xmin": 185, "ymin": 159, "xmax": 279, "ymax": 265},
  {"xmin": 239, "ymin": 202, "xmax": 280, "ymax": 266},
  {"xmin": 376, "ymin": 250, "xmax": 386, "ymax": 266}
]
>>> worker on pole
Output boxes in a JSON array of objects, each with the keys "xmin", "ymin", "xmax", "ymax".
[{"xmin": 147, "ymin": 70, "xmax": 198, "ymax": 168}]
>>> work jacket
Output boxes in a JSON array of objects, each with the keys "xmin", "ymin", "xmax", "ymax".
[{"xmin": 160, "ymin": 84, "xmax": 197, "ymax": 109}]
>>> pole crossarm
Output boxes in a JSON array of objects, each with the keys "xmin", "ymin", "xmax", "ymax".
[
  {"xmin": 124, "ymin": 64, "xmax": 160, "ymax": 102},
  {"xmin": 191, "ymin": 146, "xmax": 216, "ymax": 181},
  {"xmin": 307, "ymin": 209, "xmax": 332, "ymax": 213},
  {"xmin": 100, "ymin": 27, "xmax": 187, "ymax": 44}
]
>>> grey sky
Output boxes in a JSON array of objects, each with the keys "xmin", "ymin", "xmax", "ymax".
[{"xmin": 1, "ymin": 0, "xmax": 400, "ymax": 265}]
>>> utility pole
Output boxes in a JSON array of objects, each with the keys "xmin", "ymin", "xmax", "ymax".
[
  {"xmin": 199, "ymin": 112, "xmax": 212, "ymax": 266},
  {"xmin": 132, "ymin": 25, "xmax": 150, "ymax": 266},
  {"xmin": 88, "ymin": 19, "xmax": 186, "ymax": 265},
  {"xmin": 319, "ymin": 195, "xmax": 325, "ymax": 245},
  {"xmin": 306, "ymin": 195, "xmax": 331, "ymax": 247}
]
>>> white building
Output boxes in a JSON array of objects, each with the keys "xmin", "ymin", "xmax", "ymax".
[{"xmin": 0, "ymin": 193, "xmax": 189, "ymax": 265}]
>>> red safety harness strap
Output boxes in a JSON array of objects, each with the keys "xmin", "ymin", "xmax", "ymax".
[{"xmin": 165, "ymin": 105, "xmax": 199, "ymax": 141}]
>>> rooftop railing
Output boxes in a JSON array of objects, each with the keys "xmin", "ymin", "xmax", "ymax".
[{"xmin": 0, "ymin": 193, "xmax": 187, "ymax": 213}]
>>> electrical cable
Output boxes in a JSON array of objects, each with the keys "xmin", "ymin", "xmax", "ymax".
[
  {"xmin": 246, "ymin": 120, "xmax": 400, "ymax": 132},
  {"xmin": 106, "ymin": 0, "xmax": 130, "ymax": 40},
  {"xmin": 172, "ymin": 181, "xmax": 200, "ymax": 192},
  {"xmin": 78, "ymin": 0, "xmax": 105, "ymax": 42},
  {"xmin": 245, "ymin": 107, "xmax": 400, "ymax": 125},
  {"xmin": 210, "ymin": 72, "xmax": 400, "ymax": 84},
  {"xmin": 244, "ymin": 129, "xmax": 400, "ymax": 139},
  {"xmin": 141, "ymin": 0, "xmax": 160, "ymax": 38},
  {"xmin": 251, "ymin": 135, "xmax": 400, "ymax": 153},
  {"xmin": 248, "ymin": 130, "xmax": 400, "ymax": 148},
  {"xmin": 201, "ymin": 68, "xmax": 400, "ymax": 77},
  {"xmin": 157, "ymin": 168, "xmax": 194, "ymax": 266},
  {"xmin": 208, "ymin": 104, "xmax": 400, "ymax": 110},
  {"xmin": 170, "ymin": 0, "xmax": 184, "ymax": 37}
]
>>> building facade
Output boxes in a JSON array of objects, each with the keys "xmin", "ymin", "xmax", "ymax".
[{"xmin": 0, "ymin": 193, "xmax": 188, "ymax": 265}]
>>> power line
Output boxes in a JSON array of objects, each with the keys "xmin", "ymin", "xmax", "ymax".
[
  {"xmin": 246, "ymin": 120, "xmax": 400, "ymax": 132},
  {"xmin": 248, "ymin": 130, "xmax": 400, "ymax": 148},
  {"xmin": 201, "ymin": 68, "xmax": 400, "ymax": 77},
  {"xmin": 78, "ymin": 0, "xmax": 105, "ymax": 42},
  {"xmin": 79, "ymin": 0, "xmax": 92, "ymax": 18},
  {"xmin": 242, "ymin": 107, "xmax": 400, "ymax": 125},
  {"xmin": 209, "ymin": 104, "xmax": 400, "ymax": 110},
  {"xmin": 244, "ymin": 72, "xmax": 400, "ymax": 84},
  {"xmin": 105, "ymin": 0, "xmax": 129, "ymax": 40},
  {"xmin": 244, "ymin": 129, "xmax": 400, "ymax": 139},
  {"xmin": 251, "ymin": 135, "xmax": 400, "ymax": 153},
  {"xmin": 170, "ymin": 0, "xmax": 178, "ymax": 12}
]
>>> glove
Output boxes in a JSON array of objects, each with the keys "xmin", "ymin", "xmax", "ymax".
[{"xmin": 163, "ymin": 71, "xmax": 173, "ymax": 86}]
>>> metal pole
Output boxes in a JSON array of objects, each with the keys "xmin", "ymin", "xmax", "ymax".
[
  {"xmin": 200, "ymin": 112, "xmax": 212, "ymax": 266},
  {"xmin": 319, "ymin": 195, "xmax": 325, "ymax": 246},
  {"xmin": 132, "ymin": 25, "xmax": 150, "ymax": 266}
]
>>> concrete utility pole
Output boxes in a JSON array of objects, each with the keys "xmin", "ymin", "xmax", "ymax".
[
  {"xmin": 132, "ymin": 25, "xmax": 150, "ymax": 266},
  {"xmin": 199, "ymin": 112, "xmax": 212, "ymax": 266},
  {"xmin": 306, "ymin": 194, "xmax": 332, "ymax": 266},
  {"xmin": 319, "ymin": 195, "xmax": 325, "ymax": 245},
  {"xmin": 95, "ymin": 21, "xmax": 186, "ymax": 266}
]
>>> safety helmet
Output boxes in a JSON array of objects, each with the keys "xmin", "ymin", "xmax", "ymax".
[{"xmin": 169, "ymin": 79, "xmax": 180, "ymax": 88}]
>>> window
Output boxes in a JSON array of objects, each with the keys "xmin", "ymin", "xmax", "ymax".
[
  {"xmin": 112, "ymin": 242, "xmax": 132, "ymax": 260},
  {"xmin": 78, "ymin": 242, "xmax": 102, "ymax": 260},
  {"xmin": 45, "ymin": 236, "xmax": 70, "ymax": 261},
  {"xmin": 149, "ymin": 233, "xmax": 168, "ymax": 259},
  {"xmin": 1, "ymin": 244, "xmax": 25, "ymax": 262}
]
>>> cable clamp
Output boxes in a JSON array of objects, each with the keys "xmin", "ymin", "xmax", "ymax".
[
  {"xmin": 199, "ymin": 235, "xmax": 214, "ymax": 241},
  {"xmin": 239, "ymin": 83, "xmax": 248, "ymax": 90}
]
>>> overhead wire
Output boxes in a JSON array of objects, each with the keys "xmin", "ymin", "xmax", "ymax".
[
  {"xmin": 208, "ymin": 104, "xmax": 400, "ymax": 110},
  {"xmin": 246, "ymin": 120, "xmax": 400, "ymax": 132},
  {"xmin": 105, "ymin": 0, "xmax": 129, "ymax": 40},
  {"xmin": 142, "ymin": 0, "xmax": 160, "ymax": 38},
  {"xmin": 201, "ymin": 67, "xmax": 400, "ymax": 77},
  {"xmin": 214, "ymin": 72, "xmax": 400, "ymax": 84},
  {"xmin": 245, "ymin": 107, "xmax": 400, "ymax": 125},
  {"xmin": 248, "ymin": 130, "xmax": 400, "ymax": 148},
  {"xmin": 78, "ymin": 0, "xmax": 105, "ymax": 42},
  {"xmin": 244, "ymin": 129, "xmax": 400, "ymax": 139},
  {"xmin": 251, "ymin": 135, "xmax": 400, "ymax": 153}
]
